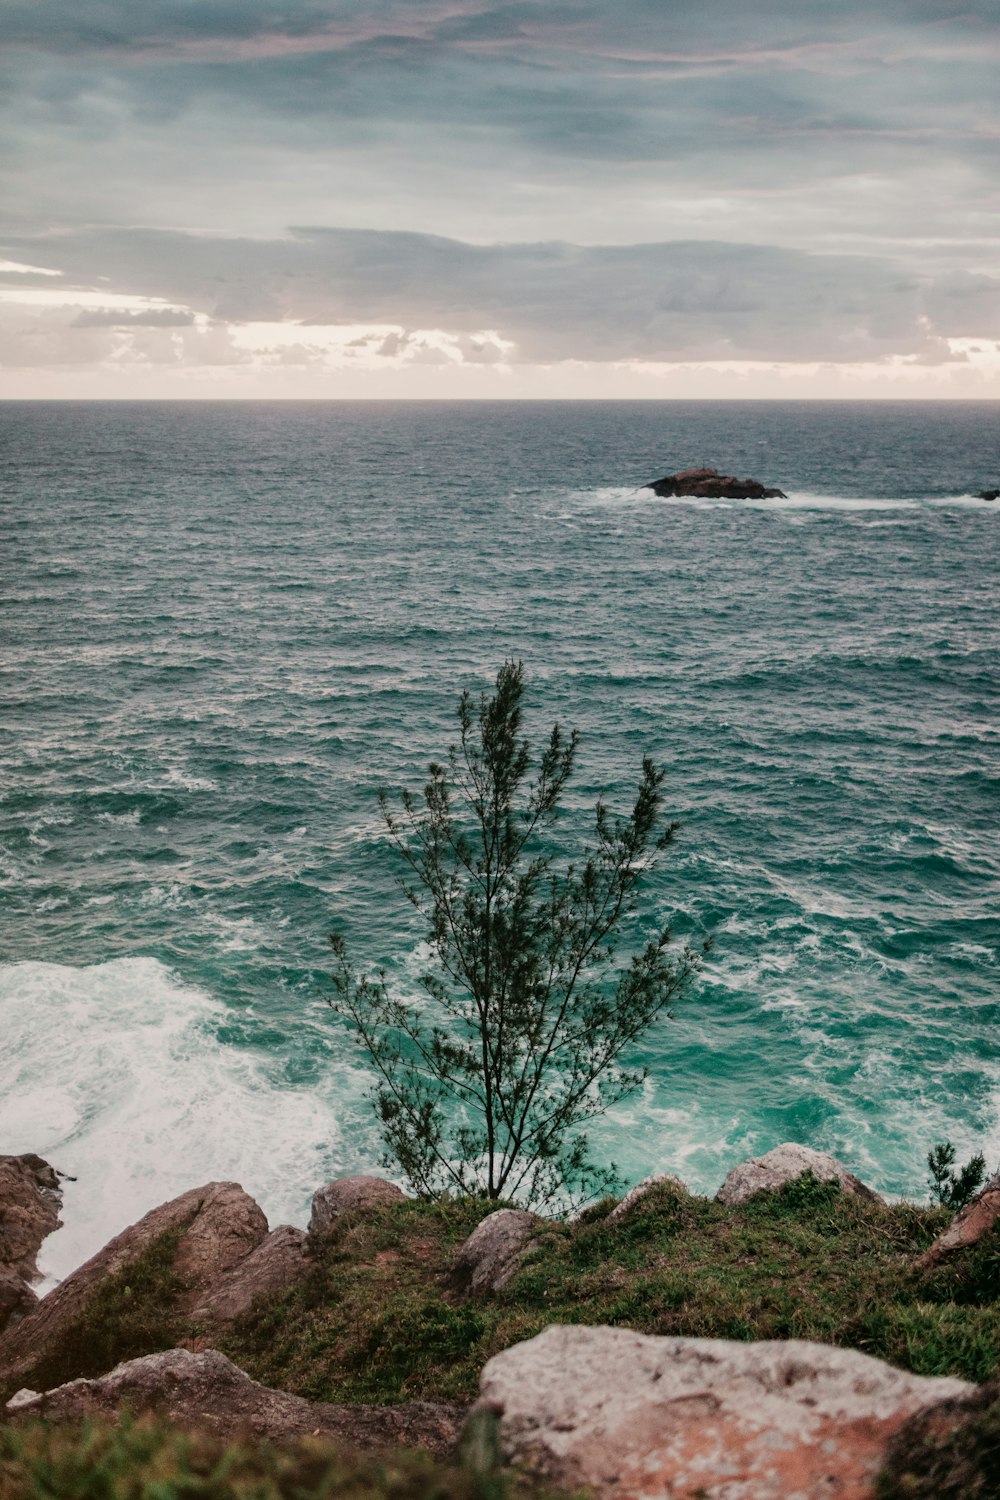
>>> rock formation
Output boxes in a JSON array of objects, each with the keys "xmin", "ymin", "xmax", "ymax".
[
  {"xmin": 189, "ymin": 1224, "xmax": 308, "ymax": 1325},
  {"xmin": 915, "ymin": 1171, "xmax": 1000, "ymax": 1271},
  {"xmin": 446, "ymin": 1209, "xmax": 541, "ymax": 1299},
  {"xmin": 0, "ymin": 1154, "xmax": 64, "ymax": 1335},
  {"xmin": 607, "ymin": 1174, "xmax": 687, "ymax": 1223},
  {"xmin": 0, "ymin": 1181, "xmax": 267, "ymax": 1389},
  {"xmin": 979, "ymin": 488, "xmax": 998, "ymax": 501},
  {"xmin": 715, "ymin": 1143, "xmax": 881, "ymax": 1206},
  {"xmin": 474, "ymin": 1325, "xmax": 974, "ymax": 1499},
  {"xmin": 308, "ymin": 1176, "xmax": 405, "ymax": 1238},
  {"xmin": 6, "ymin": 1348, "xmax": 463, "ymax": 1457},
  {"xmin": 644, "ymin": 467, "xmax": 787, "ymax": 500}
]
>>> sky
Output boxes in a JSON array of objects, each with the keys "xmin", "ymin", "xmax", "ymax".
[{"xmin": 1, "ymin": 0, "xmax": 999, "ymax": 398}]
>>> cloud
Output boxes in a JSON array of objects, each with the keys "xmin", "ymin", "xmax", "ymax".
[
  {"xmin": 1, "ymin": 0, "xmax": 997, "ymax": 260},
  {"xmin": 4, "ymin": 224, "xmax": 999, "ymax": 369},
  {"xmin": 71, "ymin": 306, "xmax": 196, "ymax": 327}
]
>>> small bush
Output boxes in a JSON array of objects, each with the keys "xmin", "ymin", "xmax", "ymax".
[
  {"xmin": 0, "ymin": 1416, "xmax": 526, "ymax": 1500},
  {"xmin": 927, "ymin": 1142, "xmax": 987, "ymax": 1211}
]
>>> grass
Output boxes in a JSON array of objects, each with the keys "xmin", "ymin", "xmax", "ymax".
[
  {"xmin": 3, "ymin": 1229, "xmax": 188, "ymax": 1401},
  {"xmin": 8, "ymin": 1176, "xmax": 1000, "ymax": 1411},
  {"xmin": 0, "ymin": 1416, "xmax": 536, "ymax": 1500},
  {"xmin": 219, "ymin": 1176, "xmax": 1000, "ymax": 1404}
]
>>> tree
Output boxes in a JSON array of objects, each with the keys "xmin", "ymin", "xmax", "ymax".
[
  {"xmin": 927, "ymin": 1141, "xmax": 987, "ymax": 1211},
  {"xmin": 329, "ymin": 661, "xmax": 701, "ymax": 1212}
]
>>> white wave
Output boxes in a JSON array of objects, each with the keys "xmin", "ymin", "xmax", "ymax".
[
  {"xmin": 563, "ymin": 486, "xmax": 999, "ymax": 514},
  {"xmin": 0, "ymin": 958, "xmax": 370, "ymax": 1286}
]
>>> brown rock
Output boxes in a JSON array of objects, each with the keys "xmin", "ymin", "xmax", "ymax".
[
  {"xmin": 308, "ymin": 1176, "xmax": 405, "ymax": 1237},
  {"xmin": 0, "ymin": 1154, "xmax": 64, "ymax": 1336},
  {"xmin": 474, "ymin": 1325, "xmax": 973, "ymax": 1500},
  {"xmin": 0, "ymin": 1154, "xmax": 63, "ymax": 1282},
  {"xmin": 716, "ymin": 1143, "xmax": 882, "ymax": 1207},
  {"xmin": 644, "ymin": 467, "xmax": 787, "ymax": 500},
  {"xmin": 445, "ymin": 1209, "xmax": 540, "ymax": 1300},
  {"xmin": 915, "ymin": 1172, "xmax": 1000, "ymax": 1271},
  {"xmin": 191, "ymin": 1225, "xmax": 308, "ymax": 1325},
  {"xmin": 0, "ymin": 1181, "xmax": 267, "ymax": 1389},
  {"xmin": 0, "ymin": 1272, "xmax": 37, "ymax": 1331},
  {"xmin": 6, "ymin": 1348, "xmax": 463, "ymax": 1457}
]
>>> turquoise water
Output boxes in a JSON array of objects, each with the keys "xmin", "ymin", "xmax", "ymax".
[{"xmin": 1, "ymin": 400, "xmax": 998, "ymax": 1278}]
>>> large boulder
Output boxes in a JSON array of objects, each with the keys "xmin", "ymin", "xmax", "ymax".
[
  {"xmin": 0, "ymin": 1181, "xmax": 267, "ymax": 1389},
  {"xmin": 716, "ymin": 1143, "xmax": 881, "ymax": 1207},
  {"xmin": 474, "ymin": 1325, "xmax": 973, "ymax": 1499},
  {"xmin": 644, "ymin": 467, "xmax": 787, "ymax": 500},
  {"xmin": 607, "ymin": 1174, "xmax": 687, "ymax": 1223},
  {"xmin": 190, "ymin": 1224, "xmax": 308, "ymax": 1325},
  {"xmin": 0, "ymin": 1154, "xmax": 64, "ymax": 1335},
  {"xmin": 446, "ymin": 1209, "xmax": 540, "ymax": 1299},
  {"xmin": 915, "ymin": 1172, "xmax": 1000, "ymax": 1271},
  {"xmin": 6, "ymin": 1347, "xmax": 463, "ymax": 1457},
  {"xmin": 308, "ymin": 1176, "xmax": 405, "ymax": 1238}
]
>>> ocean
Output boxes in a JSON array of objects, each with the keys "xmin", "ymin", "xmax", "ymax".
[{"xmin": 1, "ymin": 399, "xmax": 998, "ymax": 1282}]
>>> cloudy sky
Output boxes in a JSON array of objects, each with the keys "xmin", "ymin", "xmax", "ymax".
[{"xmin": 2, "ymin": 0, "xmax": 998, "ymax": 397}]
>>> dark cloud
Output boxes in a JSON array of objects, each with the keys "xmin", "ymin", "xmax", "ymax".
[
  {"xmin": 7, "ymin": 225, "xmax": 999, "ymax": 363},
  {"xmin": 70, "ymin": 306, "xmax": 195, "ymax": 326},
  {"xmin": 3, "ymin": 1, "xmax": 997, "ymax": 52},
  {"xmin": 1, "ymin": 1, "xmax": 997, "ymax": 376}
]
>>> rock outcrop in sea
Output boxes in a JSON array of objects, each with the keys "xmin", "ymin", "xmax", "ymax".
[{"xmin": 644, "ymin": 466, "xmax": 787, "ymax": 499}]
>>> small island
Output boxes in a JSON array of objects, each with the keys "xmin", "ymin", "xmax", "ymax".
[{"xmin": 644, "ymin": 466, "xmax": 788, "ymax": 499}]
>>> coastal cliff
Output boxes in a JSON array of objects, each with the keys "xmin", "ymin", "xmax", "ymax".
[{"xmin": 4, "ymin": 1147, "xmax": 1000, "ymax": 1496}]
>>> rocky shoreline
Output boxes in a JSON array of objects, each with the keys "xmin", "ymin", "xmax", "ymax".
[{"xmin": 3, "ymin": 1143, "xmax": 1000, "ymax": 1498}]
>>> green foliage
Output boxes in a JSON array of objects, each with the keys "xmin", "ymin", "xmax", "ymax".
[
  {"xmin": 330, "ymin": 661, "xmax": 700, "ymax": 1212},
  {"xmin": 220, "ymin": 1180, "xmax": 1000, "ymax": 1406},
  {"xmin": 927, "ymin": 1141, "xmax": 988, "ymax": 1210},
  {"xmin": 0, "ymin": 1416, "xmax": 528, "ymax": 1500},
  {"xmin": 7, "ymin": 1230, "xmax": 187, "ymax": 1400}
]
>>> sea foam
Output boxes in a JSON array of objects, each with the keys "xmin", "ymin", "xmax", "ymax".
[{"xmin": 0, "ymin": 957, "xmax": 350, "ymax": 1285}]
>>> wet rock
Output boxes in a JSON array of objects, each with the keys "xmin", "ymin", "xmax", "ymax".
[
  {"xmin": 446, "ymin": 1209, "xmax": 541, "ymax": 1300},
  {"xmin": 915, "ymin": 1172, "xmax": 1000, "ymax": 1271},
  {"xmin": 0, "ymin": 1181, "xmax": 267, "ymax": 1388},
  {"xmin": 0, "ymin": 1154, "xmax": 63, "ymax": 1282},
  {"xmin": 607, "ymin": 1174, "xmax": 687, "ymax": 1223},
  {"xmin": 0, "ymin": 1154, "xmax": 64, "ymax": 1335},
  {"xmin": 7, "ymin": 1348, "xmax": 463, "ymax": 1457},
  {"xmin": 644, "ymin": 467, "xmax": 787, "ymax": 500},
  {"xmin": 979, "ymin": 488, "xmax": 998, "ymax": 501},
  {"xmin": 308, "ymin": 1176, "xmax": 405, "ymax": 1237},
  {"xmin": 715, "ymin": 1143, "xmax": 881, "ymax": 1207},
  {"xmin": 474, "ymin": 1325, "xmax": 973, "ymax": 1499},
  {"xmin": 191, "ymin": 1225, "xmax": 308, "ymax": 1325}
]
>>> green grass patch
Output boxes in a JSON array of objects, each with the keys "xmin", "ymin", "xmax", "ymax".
[
  {"xmin": 0, "ymin": 1415, "xmax": 540, "ymax": 1500},
  {"xmin": 220, "ymin": 1177, "xmax": 1000, "ymax": 1405},
  {"xmin": 13, "ymin": 1178, "xmax": 1000, "ymax": 1411},
  {"xmin": 7, "ymin": 1229, "xmax": 188, "ymax": 1400}
]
